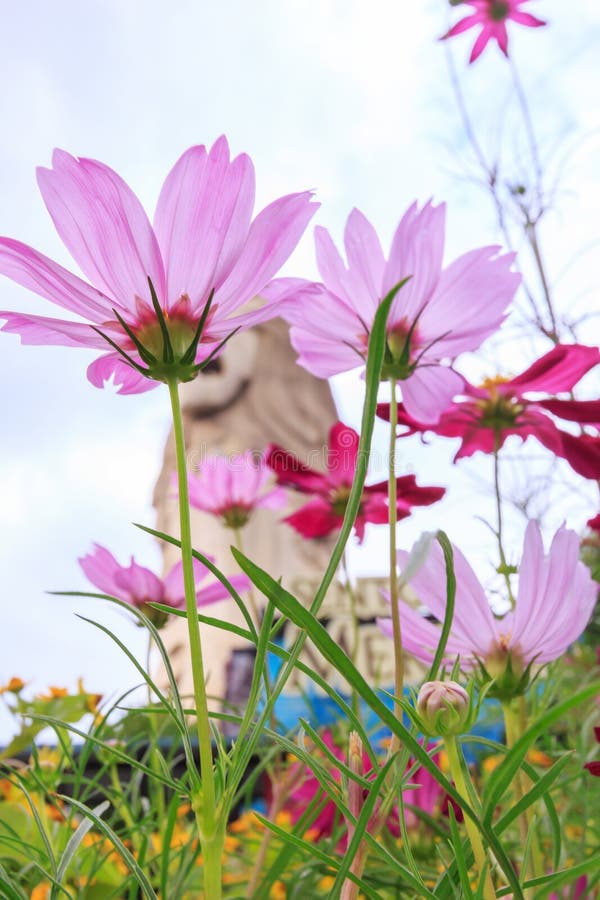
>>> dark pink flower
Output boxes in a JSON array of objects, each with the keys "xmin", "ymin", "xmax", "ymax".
[
  {"xmin": 379, "ymin": 344, "xmax": 600, "ymax": 480},
  {"xmin": 186, "ymin": 450, "xmax": 287, "ymax": 528},
  {"xmin": 266, "ymin": 421, "xmax": 445, "ymax": 542},
  {"xmin": 79, "ymin": 543, "xmax": 249, "ymax": 627},
  {"xmin": 443, "ymin": 1, "xmax": 546, "ymax": 64},
  {"xmin": 0, "ymin": 138, "xmax": 317, "ymax": 393},
  {"xmin": 279, "ymin": 730, "xmax": 445, "ymax": 846},
  {"xmin": 264, "ymin": 202, "xmax": 520, "ymax": 422}
]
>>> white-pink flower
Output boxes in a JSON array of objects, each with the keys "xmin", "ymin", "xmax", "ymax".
[
  {"xmin": 264, "ymin": 202, "xmax": 520, "ymax": 422},
  {"xmin": 79, "ymin": 543, "xmax": 249, "ymax": 626},
  {"xmin": 380, "ymin": 521, "xmax": 597, "ymax": 670},
  {"xmin": 0, "ymin": 137, "xmax": 318, "ymax": 393},
  {"xmin": 187, "ymin": 451, "xmax": 287, "ymax": 528}
]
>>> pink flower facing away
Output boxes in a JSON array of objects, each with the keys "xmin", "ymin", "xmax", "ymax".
[
  {"xmin": 266, "ymin": 421, "xmax": 445, "ymax": 542},
  {"xmin": 264, "ymin": 202, "xmax": 520, "ymax": 422},
  {"xmin": 0, "ymin": 137, "xmax": 318, "ymax": 393},
  {"xmin": 186, "ymin": 450, "xmax": 287, "ymax": 528},
  {"xmin": 380, "ymin": 521, "xmax": 597, "ymax": 681},
  {"xmin": 79, "ymin": 543, "xmax": 249, "ymax": 628},
  {"xmin": 379, "ymin": 344, "xmax": 600, "ymax": 480},
  {"xmin": 443, "ymin": 1, "xmax": 546, "ymax": 64}
]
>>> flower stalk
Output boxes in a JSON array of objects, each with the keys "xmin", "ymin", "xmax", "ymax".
[
  {"xmin": 388, "ymin": 378, "xmax": 404, "ymax": 718},
  {"xmin": 167, "ymin": 376, "xmax": 223, "ymax": 899},
  {"xmin": 444, "ymin": 735, "xmax": 495, "ymax": 900}
]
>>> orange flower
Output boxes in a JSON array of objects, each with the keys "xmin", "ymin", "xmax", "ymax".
[{"xmin": 0, "ymin": 676, "xmax": 25, "ymax": 694}]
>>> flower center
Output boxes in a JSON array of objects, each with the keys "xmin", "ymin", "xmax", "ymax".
[
  {"xmin": 329, "ymin": 485, "xmax": 352, "ymax": 517},
  {"xmin": 221, "ymin": 504, "xmax": 251, "ymax": 529},
  {"xmin": 489, "ymin": 0, "xmax": 510, "ymax": 21},
  {"xmin": 380, "ymin": 319, "xmax": 421, "ymax": 381},
  {"xmin": 476, "ymin": 378, "xmax": 524, "ymax": 430}
]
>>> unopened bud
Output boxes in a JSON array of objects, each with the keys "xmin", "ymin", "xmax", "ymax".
[{"xmin": 417, "ymin": 680, "xmax": 470, "ymax": 737}]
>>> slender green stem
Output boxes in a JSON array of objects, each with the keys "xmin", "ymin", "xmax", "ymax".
[
  {"xmin": 502, "ymin": 700, "xmax": 545, "ymax": 892},
  {"xmin": 493, "ymin": 440, "xmax": 515, "ymax": 609},
  {"xmin": 166, "ymin": 377, "xmax": 222, "ymax": 899},
  {"xmin": 445, "ymin": 736, "xmax": 495, "ymax": 900},
  {"xmin": 388, "ymin": 379, "xmax": 404, "ymax": 714}
]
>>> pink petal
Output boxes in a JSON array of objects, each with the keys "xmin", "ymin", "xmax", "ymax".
[
  {"xmin": 162, "ymin": 557, "xmax": 211, "ymax": 605},
  {"xmin": 78, "ymin": 544, "xmax": 124, "ymax": 598},
  {"xmin": 327, "ymin": 422, "xmax": 359, "ymax": 486},
  {"xmin": 196, "ymin": 573, "xmax": 251, "ymax": 607},
  {"xmin": 213, "ymin": 192, "xmax": 319, "ymax": 317},
  {"xmin": 115, "ymin": 559, "xmax": 164, "ymax": 605},
  {"xmin": 255, "ymin": 486, "xmax": 288, "ymax": 510},
  {"xmin": 443, "ymin": 12, "xmax": 485, "ymax": 38},
  {"xmin": 492, "ymin": 22, "xmax": 509, "ymax": 56},
  {"xmin": 283, "ymin": 497, "xmax": 341, "ymax": 538},
  {"xmin": 557, "ymin": 431, "xmax": 600, "ymax": 480},
  {"xmin": 87, "ymin": 352, "xmax": 158, "ymax": 394},
  {"xmin": 266, "ymin": 444, "xmax": 329, "ymax": 494},
  {"xmin": 400, "ymin": 365, "xmax": 465, "ymax": 423},
  {"xmin": 383, "ymin": 201, "xmax": 446, "ymax": 328},
  {"xmin": 0, "ymin": 312, "xmax": 108, "ymax": 348},
  {"xmin": 153, "ymin": 138, "xmax": 256, "ymax": 310},
  {"xmin": 470, "ymin": 25, "xmax": 495, "ymax": 62},
  {"xmin": 37, "ymin": 150, "xmax": 165, "ymax": 311},
  {"xmin": 342, "ymin": 209, "xmax": 386, "ymax": 317},
  {"xmin": 418, "ymin": 247, "xmax": 519, "ymax": 358},
  {"xmin": 509, "ymin": 344, "xmax": 600, "ymax": 395},
  {"xmin": 510, "ymin": 11, "xmax": 546, "ymax": 28},
  {"xmin": 0, "ymin": 237, "xmax": 114, "ymax": 321},
  {"xmin": 398, "ymin": 539, "xmax": 498, "ymax": 658},
  {"xmin": 315, "ymin": 226, "xmax": 353, "ymax": 306},
  {"xmin": 536, "ymin": 398, "xmax": 600, "ymax": 425},
  {"xmin": 290, "ymin": 326, "xmax": 364, "ymax": 379}
]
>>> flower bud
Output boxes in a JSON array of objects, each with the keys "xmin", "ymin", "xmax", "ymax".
[{"xmin": 417, "ymin": 680, "xmax": 471, "ymax": 737}]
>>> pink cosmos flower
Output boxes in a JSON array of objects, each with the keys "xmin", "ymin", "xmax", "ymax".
[
  {"xmin": 380, "ymin": 521, "xmax": 597, "ymax": 674},
  {"xmin": 186, "ymin": 450, "xmax": 287, "ymax": 528},
  {"xmin": 266, "ymin": 421, "xmax": 445, "ymax": 542},
  {"xmin": 0, "ymin": 137, "xmax": 318, "ymax": 393},
  {"xmin": 79, "ymin": 543, "xmax": 249, "ymax": 627},
  {"xmin": 548, "ymin": 876, "xmax": 589, "ymax": 900},
  {"xmin": 264, "ymin": 202, "xmax": 520, "ymax": 422},
  {"xmin": 379, "ymin": 344, "xmax": 600, "ymax": 479},
  {"xmin": 443, "ymin": 1, "xmax": 546, "ymax": 64}
]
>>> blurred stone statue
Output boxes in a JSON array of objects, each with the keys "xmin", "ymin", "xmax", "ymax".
[{"xmin": 153, "ymin": 317, "xmax": 339, "ymax": 706}]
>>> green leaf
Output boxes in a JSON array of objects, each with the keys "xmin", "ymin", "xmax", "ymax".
[
  {"xmin": 57, "ymin": 794, "xmax": 158, "ymax": 899},
  {"xmin": 229, "ymin": 549, "xmax": 524, "ymax": 898},
  {"xmin": 483, "ymin": 681, "xmax": 600, "ymax": 822},
  {"xmin": 56, "ymin": 800, "xmax": 110, "ymax": 883},
  {"xmin": 427, "ymin": 531, "xmax": 456, "ymax": 682}
]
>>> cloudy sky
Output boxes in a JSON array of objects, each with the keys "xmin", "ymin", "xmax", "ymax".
[{"xmin": 1, "ymin": 0, "xmax": 599, "ymax": 740}]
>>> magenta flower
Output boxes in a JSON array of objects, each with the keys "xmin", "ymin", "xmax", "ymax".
[
  {"xmin": 443, "ymin": 1, "xmax": 546, "ymax": 64},
  {"xmin": 0, "ymin": 137, "xmax": 318, "ymax": 393},
  {"xmin": 380, "ymin": 522, "xmax": 597, "ymax": 678},
  {"xmin": 264, "ymin": 202, "xmax": 520, "ymax": 421},
  {"xmin": 186, "ymin": 450, "xmax": 287, "ymax": 528},
  {"xmin": 279, "ymin": 730, "xmax": 445, "ymax": 846},
  {"xmin": 79, "ymin": 543, "xmax": 249, "ymax": 627},
  {"xmin": 266, "ymin": 421, "xmax": 445, "ymax": 542},
  {"xmin": 379, "ymin": 344, "xmax": 600, "ymax": 479}
]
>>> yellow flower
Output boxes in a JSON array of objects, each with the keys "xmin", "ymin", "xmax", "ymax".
[
  {"xmin": 270, "ymin": 881, "xmax": 286, "ymax": 899},
  {"xmin": 31, "ymin": 884, "xmax": 51, "ymax": 900},
  {"xmin": 37, "ymin": 686, "xmax": 68, "ymax": 700},
  {"xmin": 0, "ymin": 676, "xmax": 25, "ymax": 694}
]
